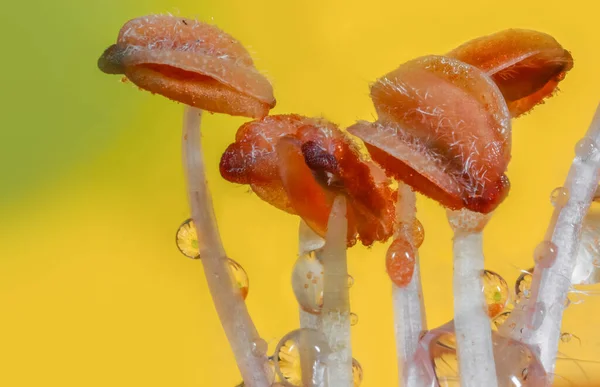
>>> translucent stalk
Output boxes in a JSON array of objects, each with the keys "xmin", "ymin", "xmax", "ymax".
[
  {"xmin": 182, "ymin": 106, "xmax": 270, "ymax": 387},
  {"xmin": 447, "ymin": 210, "xmax": 498, "ymax": 387},
  {"xmin": 392, "ymin": 184, "xmax": 427, "ymax": 387},
  {"xmin": 298, "ymin": 220, "xmax": 325, "ymax": 331},
  {"xmin": 321, "ymin": 197, "xmax": 353, "ymax": 387},
  {"xmin": 509, "ymin": 102, "xmax": 600, "ymax": 377}
]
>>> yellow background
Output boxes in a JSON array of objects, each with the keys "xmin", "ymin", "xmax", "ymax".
[{"xmin": 2, "ymin": 0, "xmax": 600, "ymax": 385}]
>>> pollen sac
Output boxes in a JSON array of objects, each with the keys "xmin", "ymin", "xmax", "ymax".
[
  {"xmin": 98, "ymin": 15, "xmax": 275, "ymax": 118},
  {"xmin": 447, "ymin": 29, "xmax": 573, "ymax": 117},
  {"xmin": 349, "ymin": 55, "xmax": 511, "ymax": 213},
  {"xmin": 220, "ymin": 114, "xmax": 396, "ymax": 246}
]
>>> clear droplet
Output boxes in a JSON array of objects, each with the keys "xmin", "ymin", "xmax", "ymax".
[
  {"xmin": 575, "ymin": 137, "xmax": 598, "ymax": 160},
  {"xmin": 560, "ymin": 332, "xmax": 581, "ymax": 345},
  {"xmin": 352, "ymin": 358, "xmax": 364, "ymax": 386},
  {"xmin": 251, "ymin": 338, "xmax": 268, "ymax": 357},
  {"xmin": 550, "ymin": 187, "xmax": 570, "ymax": 207},
  {"xmin": 176, "ymin": 218, "xmax": 200, "ymax": 258},
  {"xmin": 350, "ymin": 313, "xmax": 359, "ymax": 326},
  {"xmin": 386, "ymin": 237, "xmax": 416, "ymax": 287},
  {"xmin": 527, "ymin": 302, "xmax": 546, "ymax": 330},
  {"xmin": 274, "ymin": 329, "xmax": 330, "ymax": 387},
  {"xmin": 291, "ymin": 254, "xmax": 324, "ymax": 314},
  {"xmin": 515, "ymin": 268, "xmax": 534, "ymax": 302},
  {"xmin": 347, "ymin": 275, "xmax": 355, "ymax": 288},
  {"xmin": 481, "ymin": 270, "xmax": 509, "ymax": 317},
  {"xmin": 534, "ymin": 241, "xmax": 558, "ymax": 269},
  {"xmin": 427, "ymin": 329, "xmax": 547, "ymax": 386},
  {"xmin": 228, "ymin": 259, "xmax": 249, "ymax": 300},
  {"xmin": 491, "ymin": 311, "xmax": 511, "ymax": 331}
]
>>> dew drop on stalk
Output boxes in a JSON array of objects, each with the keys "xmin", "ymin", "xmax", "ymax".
[
  {"xmin": 352, "ymin": 358, "xmax": 364, "ymax": 386},
  {"xmin": 575, "ymin": 137, "xmax": 598, "ymax": 160},
  {"xmin": 534, "ymin": 241, "xmax": 558, "ymax": 269},
  {"xmin": 412, "ymin": 218, "xmax": 425, "ymax": 248},
  {"xmin": 550, "ymin": 187, "xmax": 570, "ymax": 207},
  {"xmin": 386, "ymin": 237, "xmax": 416, "ymax": 287},
  {"xmin": 291, "ymin": 253, "xmax": 324, "ymax": 314},
  {"xmin": 560, "ymin": 332, "xmax": 581, "ymax": 345},
  {"xmin": 251, "ymin": 338, "xmax": 268, "ymax": 357},
  {"xmin": 481, "ymin": 270, "xmax": 509, "ymax": 317},
  {"xmin": 515, "ymin": 268, "xmax": 534, "ymax": 302},
  {"xmin": 273, "ymin": 329, "xmax": 330, "ymax": 387},
  {"xmin": 350, "ymin": 312, "xmax": 359, "ymax": 326},
  {"xmin": 491, "ymin": 310, "xmax": 511, "ymax": 331},
  {"xmin": 347, "ymin": 275, "xmax": 355, "ymax": 288},
  {"xmin": 527, "ymin": 302, "xmax": 547, "ymax": 330},
  {"xmin": 228, "ymin": 258, "xmax": 250, "ymax": 300},
  {"xmin": 176, "ymin": 218, "xmax": 200, "ymax": 258}
]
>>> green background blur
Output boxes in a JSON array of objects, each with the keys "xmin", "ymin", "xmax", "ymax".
[{"xmin": 2, "ymin": 0, "xmax": 600, "ymax": 385}]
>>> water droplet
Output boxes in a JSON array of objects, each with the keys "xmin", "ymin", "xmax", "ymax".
[
  {"xmin": 534, "ymin": 241, "xmax": 558, "ymax": 269},
  {"xmin": 228, "ymin": 259, "xmax": 249, "ymax": 300},
  {"xmin": 491, "ymin": 311, "xmax": 511, "ymax": 331},
  {"xmin": 515, "ymin": 268, "xmax": 533, "ymax": 302},
  {"xmin": 352, "ymin": 358, "xmax": 364, "ymax": 386},
  {"xmin": 560, "ymin": 332, "xmax": 581, "ymax": 345},
  {"xmin": 350, "ymin": 313, "xmax": 359, "ymax": 326},
  {"xmin": 412, "ymin": 219, "xmax": 425, "ymax": 248},
  {"xmin": 386, "ymin": 237, "xmax": 416, "ymax": 287},
  {"xmin": 251, "ymin": 338, "xmax": 268, "ymax": 357},
  {"xmin": 274, "ymin": 329, "xmax": 330, "ymax": 387},
  {"xmin": 527, "ymin": 302, "xmax": 546, "ymax": 330},
  {"xmin": 291, "ymin": 254, "xmax": 324, "ymax": 314},
  {"xmin": 481, "ymin": 270, "xmax": 509, "ymax": 317},
  {"xmin": 576, "ymin": 137, "xmax": 598, "ymax": 160},
  {"xmin": 347, "ymin": 275, "xmax": 355, "ymax": 288},
  {"xmin": 176, "ymin": 218, "xmax": 200, "ymax": 258},
  {"xmin": 550, "ymin": 187, "xmax": 570, "ymax": 207}
]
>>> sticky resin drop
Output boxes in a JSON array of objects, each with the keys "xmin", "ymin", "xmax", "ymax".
[
  {"xmin": 350, "ymin": 313, "xmax": 359, "ymax": 326},
  {"xmin": 575, "ymin": 137, "xmax": 598, "ymax": 161},
  {"xmin": 550, "ymin": 187, "xmax": 570, "ymax": 207},
  {"xmin": 291, "ymin": 253, "xmax": 324, "ymax": 314},
  {"xmin": 228, "ymin": 259, "xmax": 250, "ymax": 300},
  {"xmin": 515, "ymin": 268, "xmax": 534, "ymax": 303},
  {"xmin": 274, "ymin": 329, "xmax": 330, "ymax": 387},
  {"xmin": 176, "ymin": 218, "xmax": 200, "ymax": 258},
  {"xmin": 352, "ymin": 358, "xmax": 364, "ymax": 387},
  {"xmin": 481, "ymin": 270, "xmax": 509, "ymax": 317},
  {"xmin": 560, "ymin": 332, "xmax": 581, "ymax": 345},
  {"xmin": 386, "ymin": 237, "xmax": 416, "ymax": 287},
  {"xmin": 534, "ymin": 241, "xmax": 558, "ymax": 269}
]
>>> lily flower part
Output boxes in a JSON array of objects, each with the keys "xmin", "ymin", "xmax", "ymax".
[
  {"xmin": 448, "ymin": 29, "xmax": 573, "ymax": 117},
  {"xmin": 349, "ymin": 55, "xmax": 511, "ymax": 213},
  {"xmin": 220, "ymin": 114, "xmax": 396, "ymax": 246},
  {"xmin": 98, "ymin": 14, "xmax": 275, "ymax": 118}
]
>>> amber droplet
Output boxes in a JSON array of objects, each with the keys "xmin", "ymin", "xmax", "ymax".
[{"xmin": 386, "ymin": 237, "xmax": 416, "ymax": 287}]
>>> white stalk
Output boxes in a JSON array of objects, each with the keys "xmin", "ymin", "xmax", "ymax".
[
  {"xmin": 298, "ymin": 220, "xmax": 325, "ymax": 331},
  {"xmin": 508, "ymin": 102, "xmax": 600, "ymax": 378},
  {"xmin": 182, "ymin": 106, "xmax": 270, "ymax": 387},
  {"xmin": 321, "ymin": 197, "xmax": 353, "ymax": 387},
  {"xmin": 447, "ymin": 209, "xmax": 498, "ymax": 387},
  {"xmin": 392, "ymin": 184, "xmax": 427, "ymax": 387}
]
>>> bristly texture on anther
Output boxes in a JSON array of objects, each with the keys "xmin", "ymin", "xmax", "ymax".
[
  {"xmin": 447, "ymin": 29, "xmax": 573, "ymax": 117},
  {"xmin": 220, "ymin": 114, "xmax": 396, "ymax": 246},
  {"xmin": 98, "ymin": 15, "xmax": 275, "ymax": 118},
  {"xmin": 349, "ymin": 55, "xmax": 512, "ymax": 214}
]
